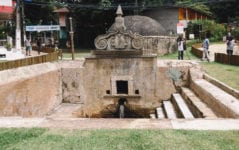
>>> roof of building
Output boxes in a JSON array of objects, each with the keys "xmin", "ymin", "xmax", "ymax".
[{"xmin": 53, "ymin": 7, "xmax": 69, "ymax": 13}]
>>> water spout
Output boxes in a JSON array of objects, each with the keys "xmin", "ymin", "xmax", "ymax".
[
  {"xmin": 119, "ymin": 104, "xmax": 125, "ymax": 118},
  {"xmin": 118, "ymin": 98, "xmax": 126, "ymax": 118}
]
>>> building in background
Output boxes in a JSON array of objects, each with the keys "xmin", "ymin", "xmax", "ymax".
[
  {"xmin": 0, "ymin": 0, "xmax": 15, "ymax": 22},
  {"xmin": 144, "ymin": 6, "xmax": 213, "ymax": 35}
]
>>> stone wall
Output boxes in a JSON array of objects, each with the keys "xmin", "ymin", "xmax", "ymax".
[
  {"xmin": 143, "ymin": 36, "xmax": 177, "ymax": 55},
  {"xmin": 0, "ymin": 59, "xmax": 197, "ymax": 118},
  {"xmin": 62, "ymin": 59, "xmax": 195, "ymax": 118},
  {"xmin": 0, "ymin": 63, "xmax": 62, "ymax": 117}
]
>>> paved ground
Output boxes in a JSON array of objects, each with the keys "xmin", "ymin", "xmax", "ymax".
[
  {"xmin": 1, "ymin": 103, "xmax": 239, "ymax": 130},
  {"xmin": 1, "ymin": 117, "xmax": 239, "ymax": 130},
  {"xmin": 199, "ymin": 43, "xmax": 239, "ymax": 61}
]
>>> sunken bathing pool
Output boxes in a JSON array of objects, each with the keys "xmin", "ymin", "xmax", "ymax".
[{"xmin": 1, "ymin": 58, "xmax": 239, "ymax": 119}]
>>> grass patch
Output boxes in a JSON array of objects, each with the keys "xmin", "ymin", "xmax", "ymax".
[
  {"xmin": 62, "ymin": 49, "xmax": 91, "ymax": 58},
  {"xmin": 158, "ymin": 47, "xmax": 199, "ymax": 60},
  {"xmin": 201, "ymin": 62, "xmax": 239, "ymax": 90},
  {"xmin": 0, "ymin": 128, "xmax": 239, "ymax": 150}
]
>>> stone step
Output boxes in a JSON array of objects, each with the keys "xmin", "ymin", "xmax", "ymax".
[
  {"xmin": 172, "ymin": 93, "xmax": 194, "ymax": 119},
  {"xmin": 181, "ymin": 87, "xmax": 217, "ymax": 118},
  {"xmin": 191, "ymin": 79, "xmax": 239, "ymax": 118},
  {"xmin": 156, "ymin": 107, "xmax": 165, "ymax": 119},
  {"xmin": 163, "ymin": 101, "xmax": 177, "ymax": 119},
  {"xmin": 150, "ymin": 114, "xmax": 156, "ymax": 119}
]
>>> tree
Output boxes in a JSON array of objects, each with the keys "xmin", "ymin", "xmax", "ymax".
[{"xmin": 209, "ymin": 0, "xmax": 239, "ymax": 23}]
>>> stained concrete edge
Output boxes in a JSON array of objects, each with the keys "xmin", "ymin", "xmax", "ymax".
[{"xmin": 0, "ymin": 117, "xmax": 239, "ymax": 130}]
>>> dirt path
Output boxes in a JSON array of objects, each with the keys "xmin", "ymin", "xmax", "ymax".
[{"xmin": 199, "ymin": 43, "xmax": 239, "ymax": 61}]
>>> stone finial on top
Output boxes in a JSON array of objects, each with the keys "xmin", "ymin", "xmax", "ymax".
[
  {"xmin": 113, "ymin": 5, "xmax": 126, "ymax": 31},
  {"xmin": 94, "ymin": 4, "xmax": 144, "ymax": 51},
  {"xmin": 116, "ymin": 5, "xmax": 123, "ymax": 16}
]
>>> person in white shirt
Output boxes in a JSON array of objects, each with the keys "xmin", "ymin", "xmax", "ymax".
[
  {"xmin": 177, "ymin": 36, "xmax": 184, "ymax": 60},
  {"xmin": 25, "ymin": 38, "xmax": 31, "ymax": 56}
]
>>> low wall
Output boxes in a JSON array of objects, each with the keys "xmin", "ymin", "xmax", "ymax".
[
  {"xmin": 0, "ymin": 62, "xmax": 62, "ymax": 117},
  {"xmin": 191, "ymin": 43, "xmax": 203, "ymax": 58},
  {"xmin": 143, "ymin": 36, "xmax": 177, "ymax": 55},
  {"xmin": 215, "ymin": 53, "xmax": 239, "ymax": 66},
  {"xmin": 0, "ymin": 51, "xmax": 61, "ymax": 71},
  {"xmin": 204, "ymin": 74, "xmax": 239, "ymax": 99}
]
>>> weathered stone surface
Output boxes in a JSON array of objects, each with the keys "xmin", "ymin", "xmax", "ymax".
[
  {"xmin": 190, "ymin": 79, "xmax": 239, "ymax": 118},
  {"xmin": 142, "ymin": 36, "xmax": 177, "ymax": 55},
  {"xmin": 61, "ymin": 59, "xmax": 195, "ymax": 118},
  {"xmin": 181, "ymin": 87, "xmax": 217, "ymax": 118},
  {"xmin": 0, "ymin": 63, "xmax": 62, "ymax": 117},
  {"xmin": 204, "ymin": 74, "xmax": 239, "ymax": 99},
  {"xmin": 95, "ymin": 5, "xmax": 177, "ymax": 55},
  {"xmin": 109, "ymin": 15, "xmax": 166, "ymax": 36}
]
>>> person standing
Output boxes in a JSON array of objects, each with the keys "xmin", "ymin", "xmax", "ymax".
[
  {"xmin": 25, "ymin": 38, "xmax": 31, "ymax": 56},
  {"xmin": 202, "ymin": 36, "xmax": 210, "ymax": 62},
  {"xmin": 226, "ymin": 36, "xmax": 235, "ymax": 64},
  {"xmin": 177, "ymin": 36, "xmax": 184, "ymax": 60},
  {"xmin": 37, "ymin": 38, "xmax": 42, "ymax": 55}
]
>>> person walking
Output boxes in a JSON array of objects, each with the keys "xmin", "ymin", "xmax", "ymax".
[
  {"xmin": 226, "ymin": 36, "xmax": 235, "ymax": 64},
  {"xmin": 177, "ymin": 36, "xmax": 184, "ymax": 60},
  {"xmin": 202, "ymin": 36, "xmax": 210, "ymax": 62},
  {"xmin": 25, "ymin": 38, "xmax": 31, "ymax": 56},
  {"xmin": 37, "ymin": 38, "xmax": 42, "ymax": 55}
]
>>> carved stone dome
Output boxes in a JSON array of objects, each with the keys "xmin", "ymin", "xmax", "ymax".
[{"xmin": 109, "ymin": 15, "xmax": 166, "ymax": 36}]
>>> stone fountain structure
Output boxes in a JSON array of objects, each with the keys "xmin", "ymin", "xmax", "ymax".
[{"xmin": 69, "ymin": 5, "xmax": 185, "ymax": 118}]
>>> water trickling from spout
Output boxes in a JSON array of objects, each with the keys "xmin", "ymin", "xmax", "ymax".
[
  {"xmin": 119, "ymin": 104, "xmax": 125, "ymax": 118},
  {"xmin": 118, "ymin": 98, "xmax": 126, "ymax": 118}
]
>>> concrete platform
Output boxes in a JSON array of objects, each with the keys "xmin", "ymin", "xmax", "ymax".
[{"xmin": 0, "ymin": 47, "xmax": 25, "ymax": 60}]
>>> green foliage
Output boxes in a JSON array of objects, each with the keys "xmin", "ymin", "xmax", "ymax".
[
  {"xmin": 167, "ymin": 68, "xmax": 182, "ymax": 82},
  {"xmin": 232, "ymin": 27, "xmax": 239, "ymax": 40},
  {"xmin": 99, "ymin": 0, "xmax": 111, "ymax": 8},
  {"xmin": 5, "ymin": 43, "xmax": 12, "ymax": 50},
  {"xmin": 187, "ymin": 20, "xmax": 226, "ymax": 42},
  {"xmin": 209, "ymin": 0, "xmax": 239, "ymax": 23}
]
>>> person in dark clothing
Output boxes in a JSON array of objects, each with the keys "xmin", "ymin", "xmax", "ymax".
[
  {"xmin": 37, "ymin": 38, "xmax": 42, "ymax": 55},
  {"xmin": 177, "ymin": 36, "xmax": 184, "ymax": 60}
]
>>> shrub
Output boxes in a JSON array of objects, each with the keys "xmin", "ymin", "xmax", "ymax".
[
  {"xmin": 232, "ymin": 27, "xmax": 239, "ymax": 40},
  {"xmin": 187, "ymin": 20, "xmax": 226, "ymax": 42}
]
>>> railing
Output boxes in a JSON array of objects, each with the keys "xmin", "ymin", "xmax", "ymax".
[
  {"xmin": 215, "ymin": 53, "xmax": 239, "ymax": 66},
  {"xmin": 0, "ymin": 49, "xmax": 62, "ymax": 71}
]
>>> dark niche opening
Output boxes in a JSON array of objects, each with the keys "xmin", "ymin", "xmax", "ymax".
[
  {"xmin": 135, "ymin": 89, "xmax": 139, "ymax": 94},
  {"xmin": 106, "ymin": 90, "xmax": 110, "ymax": 94},
  {"xmin": 116, "ymin": 80, "xmax": 128, "ymax": 94}
]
